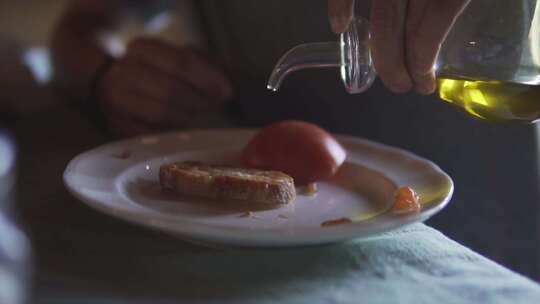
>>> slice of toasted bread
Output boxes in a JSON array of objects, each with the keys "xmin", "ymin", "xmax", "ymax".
[{"xmin": 159, "ymin": 161, "xmax": 296, "ymax": 205}]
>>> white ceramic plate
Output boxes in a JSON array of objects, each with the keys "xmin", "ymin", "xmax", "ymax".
[{"xmin": 63, "ymin": 129, "xmax": 453, "ymax": 247}]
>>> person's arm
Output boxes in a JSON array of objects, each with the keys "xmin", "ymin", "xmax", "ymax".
[
  {"xmin": 328, "ymin": 0, "xmax": 470, "ymax": 95},
  {"xmin": 51, "ymin": 0, "xmax": 116, "ymax": 101},
  {"xmin": 52, "ymin": 0, "xmax": 233, "ymax": 137}
]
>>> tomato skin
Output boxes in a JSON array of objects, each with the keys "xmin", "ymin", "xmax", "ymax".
[
  {"xmin": 393, "ymin": 187, "xmax": 421, "ymax": 213},
  {"xmin": 241, "ymin": 121, "xmax": 346, "ymax": 185}
]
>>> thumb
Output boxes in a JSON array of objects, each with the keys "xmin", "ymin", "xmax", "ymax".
[{"xmin": 328, "ymin": 0, "xmax": 355, "ymax": 34}]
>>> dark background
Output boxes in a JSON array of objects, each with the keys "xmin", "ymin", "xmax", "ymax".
[{"xmin": 0, "ymin": 0, "xmax": 538, "ymax": 282}]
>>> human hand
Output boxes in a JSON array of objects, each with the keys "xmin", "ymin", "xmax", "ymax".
[
  {"xmin": 97, "ymin": 38, "xmax": 233, "ymax": 137},
  {"xmin": 328, "ymin": 0, "xmax": 470, "ymax": 95}
]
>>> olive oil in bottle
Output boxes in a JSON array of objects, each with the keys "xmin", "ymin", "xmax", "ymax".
[{"xmin": 437, "ymin": 78, "xmax": 540, "ymax": 122}]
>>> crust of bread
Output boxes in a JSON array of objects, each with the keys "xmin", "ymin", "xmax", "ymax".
[{"xmin": 159, "ymin": 161, "xmax": 296, "ymax": 205}]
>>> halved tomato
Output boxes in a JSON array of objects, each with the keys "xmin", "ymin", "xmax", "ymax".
[{"xmin": 241, "ymin": 121, "xmax": 346, "ymax": 185}]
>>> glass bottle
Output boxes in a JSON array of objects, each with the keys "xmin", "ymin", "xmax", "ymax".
[
  {"xmin": 268, "ymin": 0, "xmax": 540, "ymax": 122},
  {"xmin": 0, "ymin": 133, "xmax": 31, "ymax": 304}
]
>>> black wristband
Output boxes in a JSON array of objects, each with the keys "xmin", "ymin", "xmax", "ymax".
[{"xmin": 82, "ymin": 55, "xmax": 116, "ymax": 130}]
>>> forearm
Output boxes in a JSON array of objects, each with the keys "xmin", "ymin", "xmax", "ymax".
[{"xmin": 51, "ymin": 1, "xmax": 116, "ymax": 101}]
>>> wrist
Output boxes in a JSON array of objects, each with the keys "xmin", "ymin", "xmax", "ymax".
[
  {"xmin": 87, "ymin": 55, "xmax": 115, "ymax": 108},
  {"xmin": 80, "ymin": 55, "xmax": 115, "ymax": 129}
]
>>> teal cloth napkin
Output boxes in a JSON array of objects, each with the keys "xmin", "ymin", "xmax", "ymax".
[{"xmin": 40, "ymin": 223, "xmax": 540, "ymax": 304}]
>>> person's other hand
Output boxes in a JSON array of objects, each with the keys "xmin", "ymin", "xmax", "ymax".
[
  {"xmin": 328, "ymin": 0, "xmax": 470, "ymax": 95},
  {"xmin": 98, "ymin": 38, "xmax": 233, "ymax": 137}
]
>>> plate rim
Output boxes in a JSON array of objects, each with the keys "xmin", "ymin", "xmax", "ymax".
[{"xmin": 63, "ymin": 128, "xmax": 454, "ymax": 247}]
